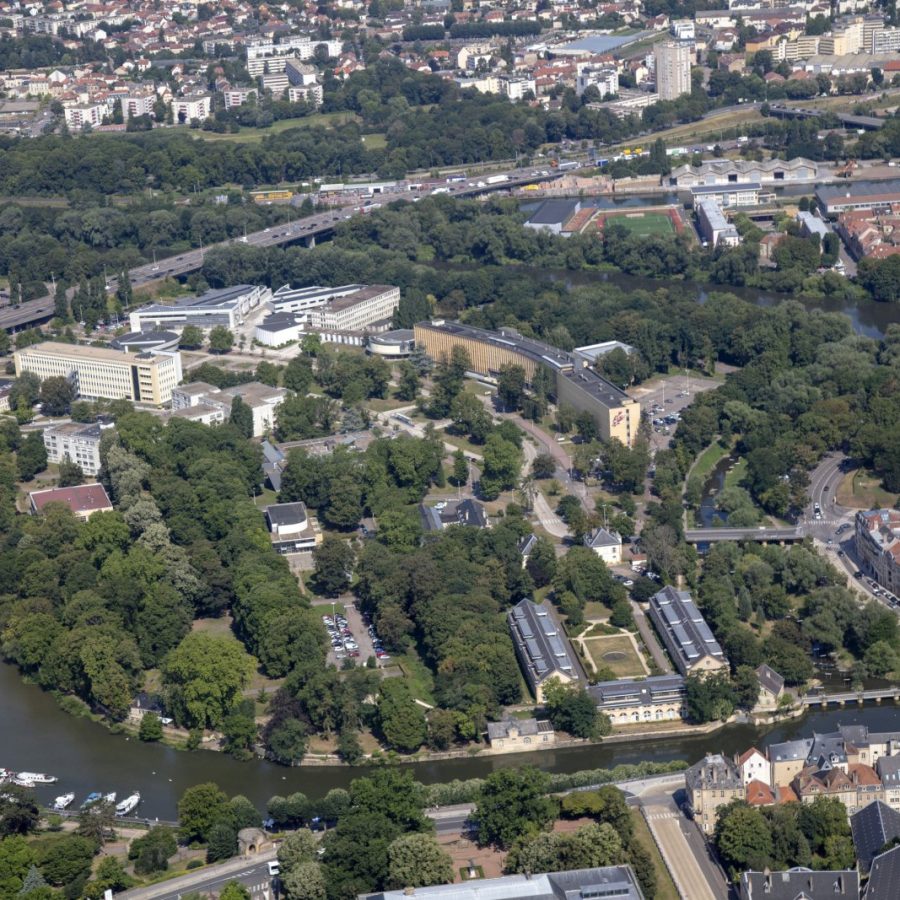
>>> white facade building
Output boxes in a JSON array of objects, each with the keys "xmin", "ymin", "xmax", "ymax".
[
  {"xmin": 63, "ymin": 103, "xmax": 105, "ymax": 129},
  {"xmin": 575, "ymin": 66, "xmax": 619, "ymax": 98},
  {"xmin": 42, "ymin": 422, "xmax": 109, "ymax": 476},
  {"xmin": 654, "ymin": 41, "xmax": 692, "ymax": 100},
  {"xmin": 172, "ymin": 94, "xmax": 212, "ymax": 122}
]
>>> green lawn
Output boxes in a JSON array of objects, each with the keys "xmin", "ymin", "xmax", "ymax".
[
  {"xmin": 392, "ymin": 650, "xmax": 436, "ymax": 705},
  {"xmin": 601, "ymin": 211, "xmax": 675, "ymax": 237},
  {"xmin": 583, "ymin": 635, "xmax": 647, "ymax": 678},
  {"xmin": 170, "ymin": 112, "xmax": 360, "ymax": 144},
  {"xmin": 361, "ymin": 133, "xmax": 387, "ymax": 149},
  {"xmin": 837, "ymin": 468, "xmax": 898, "ymax": 510}
]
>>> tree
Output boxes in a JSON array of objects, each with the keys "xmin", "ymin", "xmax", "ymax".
[
  {"xmin": 76, "ymin": 800, "xmax": 116, "ymax": 845},
  {"xmin": 474, "ymin": 767, "xmax": 557, "ymax": 849},
  {"xmin": 451, "ymin": 449, "xmax": 469, "ymax": 486},
  {"xmin": 531, "ymin": 453, "xmax": 556, "ymax": 479},
  {"xmin": 230, "ymin": 796, "xmax": 261, "ymax": 832},
  {"xmin": 506, "ymin": 822, "xmax": 624, "ymax": 874},
  {"xmin": 35, "ymin": 834, "xmax": 96, "ymax": 887},
  {"xmin": 230, "ymin": 396, "xmax": 254, "ymax": 438},
  {"xmin": 278, "ymin": 829, "xmax": 318, "ymax": 872},
  {"xmin": 395, "ymin": 361, "xmax": 421, "ymax": 402},
  {"xmin": 714, "ymin": 802, "xmax": 774, "ymax": 876},
  {"xmin": 58, "ymin": 456, "xmax": 84, "ymax": 487},
  {"xmin": 284, "ymin": 356, "xmax": 314, "ymax": 394},
  {"xmin": 386, "ymin": 833, "xmax": 454, "ymax": 889},
  {"xmin": 163, "ymin": 633, "xmax": 253, "ymax": 730},
  {"xmin": 178, "ymin": 783, "xmax": 234, "ymax": 844},
  {"xmin": 219, "ymin": 884, "xmax": 251, "ymax": 900},
  {"xmin": 497, "ymin": 364, "xmax": 526, "ymax": 411},
  {"xmin": 281, "ymin": 861, "xmax": 327, "ymax": 900},
  {"xmin": 312, "ymin": 536, "xmax": 355, "ymax": 596},
  {"xmin": 526, "ymin": 536, "xmax": 557, "ymax": 587},
  {"xmin": 180, "ymin": 325, "xmax": 204, "ymax": 350},
  {"xmin": 129, "ymin": 827, "xmax": 177, "ymax": 874},
  {"xmin": 208, "ymin": 326, "xmax": 234, "ymax": 354},
  {"xmin": 19, "ymin": 864, "xmax": 47, "ymax": 895},
  {"xmin": 206, "ymin": 823, "xmax": 238, "ymax": 863},
  {"xmin": 39, "ymin": 376, "xmax": 76, "ymax": 416},
  {"xmin": 0, "ymin": 787, "xmax": 40, "ymax": 837},
  {"xmin": 543, "ymin": 681, "xmax": 607, "ymax": 739},
  {"xmin": 480, "ymin": 432, "xmax": 522, "ymax": 500},
  {"xmin": 0, "ymin": 835, "xmax": 34, "ymax": 897},
  {"xmin": 378, "ymin": 679, "xmax": 427, "ymax": 753},
  {"xmin": 267, "ymin": 718, "xmax": 308, "ymax": 765},
  {"xmin": 138, "ymin": 712, "xmax": 163, "ymax": 742},
  {"xmin": 16, "ymin": 432, "xmax": 47, "ymax": 481}
]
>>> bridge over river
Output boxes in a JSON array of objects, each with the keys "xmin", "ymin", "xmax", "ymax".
[{"xmin": 684, "ymin": 526, "xmax": 805, "ymax": 543}]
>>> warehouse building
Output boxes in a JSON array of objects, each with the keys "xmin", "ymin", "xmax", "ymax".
[
  {"xmin": 14, "ymin": 342, "xmax": 182, "ymax": 406},
  {"xmin": 669, "ymin": 157, "xmax": 817, "ymax": 187},
  {"xmin": 648, "ymin": 586, "xmax": 727, "ymax": 676},
  {"xmin": 413, "ymin": 320, "xmax": 640, "ymax": 447},
  {"xmin": 508, "ymin": 598, "xmax": 578, "ymax": 703},
  {"xmin": 816, "ymin": 180, "xmax": 900, "ymax": 217}
]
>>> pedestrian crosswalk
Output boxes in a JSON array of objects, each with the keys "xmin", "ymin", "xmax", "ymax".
[{"xmin": 645, "ymin": 810, "xmax": 678, "ymax": 821}]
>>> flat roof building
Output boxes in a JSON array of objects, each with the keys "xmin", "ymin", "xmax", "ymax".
[
  {"xmin": 690, "ymin": 183, "xmax": 761, "ymax": 208},
  {"xmin": 696, "ymin": 198, "xmax": 740, "ymax": 248},
  {"xmin": 366, "ymin": 329, "xmax": 415, "ymax": 359},
  {"xmin": 42, "ymin": 421, "xmax": 110, "ymax": 477},
  {"xmin": 171, "ymin": 381, "xmax": 287, "ymax": 438},
  {"xmin": 525, "ymin": 199, "xmax": 582, "ymax": 235},
  {"xmin": 648, "ymin": 586, "xmax": 727, "ymax": 676},
  {"xmin": 29, "ymin": 484, "xmax": 113, "ymax": 521},
  {"xmin": 508, "ymin": 598, "xmax": 578, "ymax": 703},
  {"xmin": 359, "ymin": 866, "xmax": 645, "ymax": 900},
  {"xmin": 129, "ymin": 285, "xmax": 270, "ymax": 332},
  {"xmin": 413, "ymin": 321, "xmax": 640, "ymax": 447},
  {"xmin": 110, "ymin": 330, "xmax": 180, "ymax": 353},
  {"xmin": 14, "ymin": 341, "xmax": 182, "ymax": 406},
  {"xmin": 264, "ymin": 502, "xmax": 322, "ymax": 554},
  {"xmin": 255, "ymin": 313, "xmax": 304, "ymax": 347},
  {"xmin": 817, "ymin": 180, "xmax": 900, "ymax": 217}
]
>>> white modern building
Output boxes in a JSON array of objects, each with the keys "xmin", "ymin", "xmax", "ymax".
[
  {"xmin": 171, "ymin": 381, "xmax": 287, "ymax": 437},
  {"xmin": 63, "ymin": 103, "xmax": 105, "ymax": 129},
  {"xmin": 267, "ymin": 284, "xmax": 400, "ymax": 334},
  {"xmin": 43, "ymin": 421, "xmax": 110, "ymax": 476},
  {"xmin": 129, "ymin": 285, "xmax": 271, "ymax": 332},
  {"xmin": 255, "ymin": 313, "xmax": 304, "ymax": 347},
  {"xmin": 172, "ymin": 94, "xmax": 212, "ymax": 122},
  {"xmin": 691, "ymin": 183, "xmax": 761, "ymax": 208},
  {"xmin": 264, "ymin": 502, "xmax": 322, "ymax": 554},
  {"xmin": 696, "ymin": 198, "xmax": 741, "ymax": 248},
  {"xmin": 575, "ymin": 66, "xmax": 619, "ymax": 98}
]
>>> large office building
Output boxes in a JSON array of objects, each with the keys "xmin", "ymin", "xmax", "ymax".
[
  {"xmin": 588, "ymin": 674, "xmax": 686, "ymax": 725},
  {"xmin": 171, "ymin": 381, "xmax": 287, "ymax": 438},
  {"xmin": 308, "ymin": 285, "xmax": 400, "ymax": 333},
  {"xmin": 359, "ymin": 866, "xmax": 645, "ymax": 900},
  {"xmin": 42, "ymin": 421, "xmax": 110, "ymax": 476},
  {"xmin": 647, "ymin": 586, "xmax": 727, "ymax": 676},
  {"xmin": 696, "ymin": 198, "xmax": 740, "ymax": 248},
  {"xmin": 129, "ymin": 285, "xmax": 271, "ymax": 332},
  {"xmin": 14, "ymin": 342, "xmax": 182, "ymax": 406},
  {"xmin": 654, "ymin": 40, "xmax": 692, "ymax": 101},
  {"xmin": 413, "ymin": 321, "xmax": 641, "ymax": 447},
  {"xmin": 508, "ymin": 598, "xmax": 578, "ymax": 703},
  {"xmin": 855, "ymin": 509, "xmax": 900, "ymax": 597}
]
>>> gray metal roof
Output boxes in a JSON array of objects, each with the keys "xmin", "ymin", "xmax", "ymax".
[
  {"xmin": 509, "ymin": 599, "xmax": 577, "ymax": 691},
  {"xmin": 866, "ymin": 845, "xmax": 900, "ymax": 900},
  {"xmin": 647, "ymin": 586, "xmax": 724, "ymax": 674},
  {"xmin": 739, "ymin": 868, "xmax": 858, "ymax": 900},
  {"xmin": 850, "ymin": 800, "xmax": 900, "ymax": 872}
]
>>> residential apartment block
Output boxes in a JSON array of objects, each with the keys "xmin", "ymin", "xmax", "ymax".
[
  {"xmin": 654, "ymin": 40, "xmax": 692, "ymax": 101},
  {"xmin": 855, "ymin": 509, "xmax": 900, "ymax": 596},
  {"xmin": 647, "ymin": 586, "xmax": 727, "ymax": 676},
  {"xmin": 508, "ymin": 598, "xmax": 578, "ymax": 703},
  {"xmin": 42, "ymin": 421, "xmax": 109, "ymax": 476},
  {"xmin": 14, "ymin": 342, "xmax": 182, "ymax": 406},
  {"xmin": 171, "ymin": 381, "xmax": 286, "ymax": 438}
]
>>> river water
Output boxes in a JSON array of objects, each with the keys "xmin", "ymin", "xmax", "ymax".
[{"xmin": 4, "ymin": 662, "xmax": 900, "ymax": 819}]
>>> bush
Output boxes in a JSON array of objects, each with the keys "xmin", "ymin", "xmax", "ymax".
[{"xmin": 186, "ymin": 859, "xmax": 204, "ymax": 870}]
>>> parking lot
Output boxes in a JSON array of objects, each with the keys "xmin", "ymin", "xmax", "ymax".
[
  {"xmin": 628, "ymin": 374, "xmax": 719, "ymax": 455},
  {"xmin": 323, "ymin": 602, "xmax": 392, "ymax": 666}
]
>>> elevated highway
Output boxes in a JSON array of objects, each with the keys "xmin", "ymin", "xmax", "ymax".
[{"xmin": 0, "ymin": 167, "xmax": 562, "ymax": 333}]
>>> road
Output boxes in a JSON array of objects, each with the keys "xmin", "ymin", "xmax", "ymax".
[
  {"xmin": 643, "ymin": 797, "xmax": 726, "ymax": 900},
  {"xmin": 629, "ymin": 601, "xmax": 672, "ymax": 674},
  {"xmin": 684, "ymin": 525, "xmax": 804, "ymax": 543},
  {"xmin": 0, "ymin": 167, "xmax": 561, "ymax": 333},
  {"xmin": 119, "ymin": 853, "xmax": 277, "ymax": 900}
]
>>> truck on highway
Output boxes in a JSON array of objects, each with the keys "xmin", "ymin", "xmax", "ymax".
[
  {"xmin": 485, "ymin": 174, "xmax": 509, "ymax": 184},
  {"xmin": 557, "ymin": 161, "xmax": 580, "ymax": 171}
]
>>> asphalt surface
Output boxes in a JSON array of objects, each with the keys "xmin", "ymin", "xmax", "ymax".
[{"xmin": 120, "ymin": 855, "xmax": 277, "ymax": 900}]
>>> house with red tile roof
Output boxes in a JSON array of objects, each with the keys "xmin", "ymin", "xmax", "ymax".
[{"xmin": 29, "ymin": 484, "xmax": 113, "ymax": 521}]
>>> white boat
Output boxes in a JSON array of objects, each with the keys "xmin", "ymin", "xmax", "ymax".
[
  {"xmin": 53, "ymin": 793, "xmax": 75, "ymax": 810},
  {"xmin": 104, "ymin": 792, "xmax": 116, "ymax": 804},
  {"xmin": 116, "ymin": 792, "xmax": 141, "ymax": 816},
  {"xmin": 14, "ymin": 772, "xmax": 57, "ymax": 784}
]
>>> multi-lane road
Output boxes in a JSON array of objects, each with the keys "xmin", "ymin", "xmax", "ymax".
[{"xmin": 0, "ymin": 167, "xmax": 561, "ymax": 333}]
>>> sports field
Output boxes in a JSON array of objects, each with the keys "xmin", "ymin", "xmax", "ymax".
[{"xmin": 598, "ymin": 210, "xmax": 678, "ymax": 237}]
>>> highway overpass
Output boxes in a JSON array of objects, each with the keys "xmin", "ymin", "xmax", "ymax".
[
  {"xmin": 766, "ymin": 104, "xmax": 885, "ymax": 131},
  {"xmin": 684, "ymin": 526, "xmax": 805, "ymax": 543},
  {"xmin": 0, "ymin": 167, "xmax": 562, "ymax": 333}
]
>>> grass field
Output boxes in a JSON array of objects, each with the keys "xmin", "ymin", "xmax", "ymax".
[
  {"xmin": 601, "ymin": 211, "xmax": 676, "ymax": 237},
  {"xmin": 168, "ymin": 112, "xmax": 360, "ymax": 144},
  {"xmin": 583, "ymin": 634, "xmax": 648, "ymax": 678},
  {"xmin": 837, "ymin": 468, "xmax": 898, "ymax": 509}
]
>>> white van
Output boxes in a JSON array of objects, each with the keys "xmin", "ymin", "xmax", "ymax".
[{"xmin": 267, "ymin": 861, "xmax": 280, "ymax": 877}]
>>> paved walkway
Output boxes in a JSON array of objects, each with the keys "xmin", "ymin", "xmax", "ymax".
[{"xmin": 629, "ymin": 600, "xmax": 672, "ymax": 674}]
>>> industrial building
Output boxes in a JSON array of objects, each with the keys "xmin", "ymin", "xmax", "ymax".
[
  {"xmin": 413, "ymin": 321, "xmax": 641, "ymax": 447},
  {"xmin": 816, "ymin": 180, "xmax": 900, "ymax": 216},
  {"xmin": 129, "ymin": 284, "xmax": 270, "ymax": 332},
  {"xmin": 508, "ymin": 598, "xmax": 578, "ymax": 703},
  {"xmin": 647, "ymin": 586, "xmax": 727, "ymax": 676},
  {"xmin": 669, "ymin": 157, "xmax": 818, "ymax": 188},
  {"xmin": 14, "ymin": 342, "xmax": 182, "ymax": 406},
  {"xmin": 524, "ymin": 199, "xmax": 583, "ymax": 235},
  {"xmin": 696, "ymin": 198, "xmax": 741, "ymax": 248}
]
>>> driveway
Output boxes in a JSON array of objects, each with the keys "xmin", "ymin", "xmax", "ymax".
[
  {"xmin": 643, "ymin": 799, "xmax": 726, "ymax": 900},
  {"xmin": 630, "ymin": 601, "xmax": 672, "ymax": 674}
]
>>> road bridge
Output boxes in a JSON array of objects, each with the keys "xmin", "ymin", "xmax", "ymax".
[
  {"xmin": 766, "ymin": 104, "xmax": 885, "ymax": 131},
  {"xmin": 800, "ymin": 687, "xmax": 900, "ymax": 707},
  {"xmin": 684, "ymin": 526, "xmax": 805, "ymax": 543}
]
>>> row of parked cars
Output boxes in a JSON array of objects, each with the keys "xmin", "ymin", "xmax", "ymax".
[
  {"xmin": 323, "ymin": 613, "xmax": 359, "ymax": 659},
  {"xmin": 361, "ymin": 611, "xmax": 391, "ymax": 661}
]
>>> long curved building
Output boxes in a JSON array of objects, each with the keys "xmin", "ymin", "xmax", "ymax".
[{"xmin": 413, "ymin": 319, "xmax": 640, "ymax": 447}]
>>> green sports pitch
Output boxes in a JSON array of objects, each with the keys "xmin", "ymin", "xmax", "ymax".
[{"xmin": 599, "ymin": 211, "xmax": 677, "ymax": 237}]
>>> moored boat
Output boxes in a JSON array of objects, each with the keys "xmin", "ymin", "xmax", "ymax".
[
  {"xmin": 52, "ymin": 793, "xmax": 75, "ymax": 810},
  {"xmin": 104, "ymin": 792, "xmax": 116, "ymax": 804},
  {"xmin": 14, "ymin": 772, "xmax": 57, "ymax": 784},
  {"xmin": 80, "ymin": 792, "xmax": 102, "ymax": 808},
  {"xmin": 116, "ymin": 792, "xmax": 141, "ymax": 816}
]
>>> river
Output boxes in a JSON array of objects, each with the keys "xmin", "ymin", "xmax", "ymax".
[{"xmin": 4, "ymin": 662, "xmax": 900, "ymax": 819}]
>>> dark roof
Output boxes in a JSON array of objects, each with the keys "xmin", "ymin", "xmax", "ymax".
[
  {"xmin": 419, "ymin": 498, "xmax": 488, "ymax": 532},
  {"xmin": 866, "ymin": 845, "xmax": 900, "ymax": 900},
  {"xmin": 587, "ymin": 674, "xmax": 685, "ymax": 709},
  {"xmin": 508, "ymin": 598, "xmax": 577, "ymax": 691},
  {"xmin": 264, "ymin": 502, "xmax": 308, "ymax": 528},
  {"xmin": 755, "ymin": 663, "xmax": 785, "ymax": 695},
  {"xmin": 110, "ymin": 330, "xmax": 179, "ymax": 350},
  {"xmin": 816, "ymin": 179, "xmax": 900, "ymax": 202},
  {"xmin": 648, "ymin": 585, "xmax": 725, "ymax": 673},
  {"xmin": 527, "ymin": 199, "xmax": 580, "ymax": 226},
  {"xmin": 259, "ymin": 312, "xmax": 299, "ymax": 331},
  {"xmin": 851, "ymin": 801, "xmax": 900, "ymax": 871},
  {"xmin": 739, "ymin": 868, "xmax": 858, "ymax": 900},
  {"xmin": 691, "ymin": 182, "xmax": 761, "ymax": 194}
]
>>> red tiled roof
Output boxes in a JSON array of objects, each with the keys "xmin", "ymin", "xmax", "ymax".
[
  {"xmin": 746, "ymin": 779, "xmax": 776, "ymax": 806},
  {"xmin": 30, "ymin": 484, "xmax": 112, "ymax": 514}
]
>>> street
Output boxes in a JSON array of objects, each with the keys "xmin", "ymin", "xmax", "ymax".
[{"xmin": 119, "ymin": 855, "xmax": 277, "ymax": 900}]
